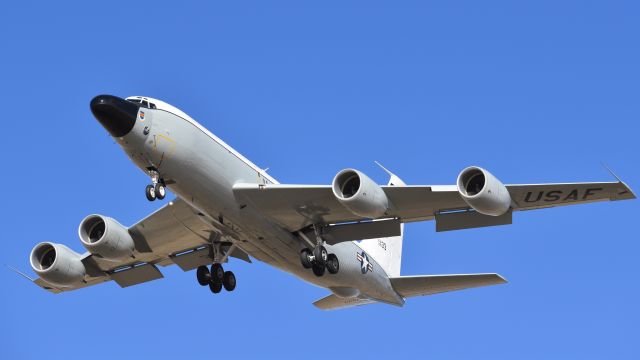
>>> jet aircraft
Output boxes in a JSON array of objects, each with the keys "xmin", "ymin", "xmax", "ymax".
[{"xmin": 19, "ymin": 95, "xmax": 636, "ymax": 309}]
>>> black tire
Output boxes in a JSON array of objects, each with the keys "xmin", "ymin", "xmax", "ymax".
[
  {"xmin": 326, "ymin": 254, "xmax": 339, "ymax": 274},
  {"xmin": 313, "ymin": 245, "xmax": 328, "ymax": 265},
  {"xmin": 196, "ymin": 265, "xmax": 210, "ymax": 286},
  {"xmin": 209, "ymin": 280, "xmax": 222, "ymax": 294},
  {"xmin": 145, "ymin": 184, "xmax": 156, "ymax": 201},
  {"xmin": 211, "ymin": 263, "xmax": 224, "ymax": 283},
  {"xmin": 312, "ymin": 262, "xmax": 325, "ymax": 277},
  {"xmin": 223, "ymin": 271, "xmax": 236, "ymax": 292},
  {"xmin": 300, "ymin": 249, "xmax": 312, "ymax": 269},
  {"xmin": 155, "ymin": 183, "xmax": 166, "ymax": 200}
]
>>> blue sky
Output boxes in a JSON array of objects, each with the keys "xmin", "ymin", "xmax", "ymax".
[{"xmin": 1, "ymin": 1, "xmax": 638, "ymax": 359}]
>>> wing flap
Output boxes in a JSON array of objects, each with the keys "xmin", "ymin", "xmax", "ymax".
[
  {"xmin": 110, "ymin": 263, "xmax": 164, "ymax": 288},
  {"xmin": 302, "ymin": 218, "xmax": 401, "ymax": 245},
  {"xmin": 435, "ymin": 210, "xmax": 512, "ymax": 232},
  {"xmin": 390, "ymin": 273, "xmax": 507, "ymax": 298},
  {"xmin": 169, "ymin": 247, "xmax": 212, "ymax": 271}
]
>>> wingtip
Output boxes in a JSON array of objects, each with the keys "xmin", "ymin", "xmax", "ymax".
[
  {"xmin": 623, "ymin": 182, "xmax": 637, "ymax": 199},
  {"xmin": 495, "ymin": 273, "xmax": 509, "ymax": 284},
  {"xmin": 601, "ymin": 164, "xmax": 636, "ymax": 200}
]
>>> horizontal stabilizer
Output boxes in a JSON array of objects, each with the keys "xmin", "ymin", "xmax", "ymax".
[
  {"xmin": 390, "ymin": 273, "xmax": 507, "ymax": 298},
  {"xmin": 313, "ymin": 294, "xmax": 376, "ymax": 310}
]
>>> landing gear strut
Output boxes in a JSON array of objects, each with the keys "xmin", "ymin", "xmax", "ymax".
[
  {"xmin": 299, "ymin": 225, "xmax": 340, "ymax": 277},
  {"xmin": 145, "ymin": 169, "xmax": 166, "ymax": 201},
  {"xmin": 196, "ymin": 263, "xmax": 237, "ymax": 294}
]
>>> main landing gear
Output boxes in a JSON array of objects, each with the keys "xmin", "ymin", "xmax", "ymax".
[
  {"xmin": 299, "ymin": 226, "xmax": 340, "ymax": 277},
  {"xmin": 145, "ymin": 169, "xmax": 166, "ymax": 202},
  {"xmin": 196, "ymin": 264, "xmax": 236, "ymax": 294}
]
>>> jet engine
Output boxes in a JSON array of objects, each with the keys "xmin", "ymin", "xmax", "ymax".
[
  {"xmin": 30, "ymin": 242, "xmax": 86, "ymax": 287},
  {"xmin": 457, "ymin": 166, "xmax": 512, "ymax": 216},
  {"xmin": 78, "ymin": 215, "xmax": 135, "ymax": 261},
  {"xmin": 332, "ymin": 169, "xmax": 389, "ymax": 218}
]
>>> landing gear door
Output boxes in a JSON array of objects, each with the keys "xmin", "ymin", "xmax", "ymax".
[
  {"xmin": 150, "ymin": 132, "xmax": 176, "ymax": 171},
  {"xmin": 144, "ymin": 112, "xmax": 176, "ymax": 171}
]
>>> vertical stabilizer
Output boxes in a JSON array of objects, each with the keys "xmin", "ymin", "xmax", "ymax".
[{"xmin": 356, "ymin": 163, "xmax": 405, "ymax": 277}]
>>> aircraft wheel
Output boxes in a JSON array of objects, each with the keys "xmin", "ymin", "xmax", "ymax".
[
  {"xmin": 326, "ymin": 254, "xmax": 339, "ymax": 274},
  {"xmin": 209, "ymin": 280, "xmax": 222, "ymax": 294},
  {"xmin": 155, "ymin": 183, "xmax": 166, "ymax": 200},
  {"xmin": 211, "ymin": 263, "xmax": 224, "ymax": 283},
  {"xmin": 313, "ymin": 245, "xmax": 328, "ymax": 265},
  {"xmin": 145, "ymin": 184, "xmax": 156, "ymax": 201},
  {"xmin": 300, "ymin": 249, "xmax": 313, "ymax": 269},
  {"xmin": 223, "ymin": 271, "xmax": 236, "ymax": 292},
  {"xmin": 312, "ymin": 262, "xmax": 325, "ymax": 277},
  {"xmin": 196, "ymin": 265, "xmax": 211, "ymax": 286}
]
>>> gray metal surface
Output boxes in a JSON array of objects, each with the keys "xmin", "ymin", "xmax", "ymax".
[
  {"xmin": 390, "ymin": 273, "xmax": 507, "ymax": 298},
  {"xmin": 110, "ymin": 263, "xmax": 164, "ymax": 288},
  {"xmin": 308, "ymin": 219, "xmax": 401, "ymax": 245},
  {"xmin": 435, "ymin": 210, "xmax": 512, "ymax": 232}
]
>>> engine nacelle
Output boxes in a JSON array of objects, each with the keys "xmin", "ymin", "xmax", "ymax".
[
  {"xmin": 30, "ymin": 242, "xmax": 86, "ymax": 287},
  {"xmin": 78, "ymin": 215, "xmax": 135, "ymax": 261},
  {"xmin": 457, "ymin": 166, "xmax": 512, "ymax": 216},
  {"xmin": 332, "ymin": 169, "xmax": 389, "ymax": 218}
]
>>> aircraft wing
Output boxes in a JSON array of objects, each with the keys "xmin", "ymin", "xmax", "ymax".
[
  {"xmin": 233, "ymin": 180, "xmax": 635, "ymax": 232},
  {"xmin": 27, "ymin": 198, "xmax": 250, "ymax": 293}
]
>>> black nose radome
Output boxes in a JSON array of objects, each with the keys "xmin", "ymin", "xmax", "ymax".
[{"xmin": 90, "ymin": 95, "xmax": 139, "ymax": 137}]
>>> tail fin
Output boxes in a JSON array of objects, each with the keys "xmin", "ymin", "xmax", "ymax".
[{"xmin": 356, "ymin": 162, "xmax": 405, "ymax": 277}]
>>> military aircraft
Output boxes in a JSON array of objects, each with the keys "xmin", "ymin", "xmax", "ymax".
[{"xmin": 18, "ymin": 95, "xmax": 635, "ymax": 309}]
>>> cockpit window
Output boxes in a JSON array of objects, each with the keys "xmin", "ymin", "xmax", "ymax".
[{"xmin": 127, "ymin": 98, "xmax": 155, "ymax": 109}]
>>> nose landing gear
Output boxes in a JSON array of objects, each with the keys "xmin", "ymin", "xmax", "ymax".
[
  {"xmin": 145, "ymin": 169, "xmax": 166, "ymax": 201},
  {"xmin": 196, "ymin": 264, "xmax": 236, "ymax": 294}
]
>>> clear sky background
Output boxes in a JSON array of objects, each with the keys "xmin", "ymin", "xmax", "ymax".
[{"xmin": 1, "ymin": 1, "xmax": 638, "ymax": 359}]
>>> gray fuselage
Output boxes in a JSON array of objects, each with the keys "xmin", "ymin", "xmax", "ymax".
[{"xmin": 115, "ymin": 102, "xmax": 403, "ymax": 305}]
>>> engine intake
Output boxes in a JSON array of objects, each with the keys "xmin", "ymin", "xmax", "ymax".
[
  {"xmin": 332, "ymin": 169, "xmax": 389, "ymax": 218},
  {"xmin": 30, "ymin": 242, "xmax": 86, "ymax": 287},
  {"xmin": 79, "ymin": 215, "xmax": 135, "ymax": 261},
  {"xmin": 457, "ymin": 166, "xmax": 512, "ymax": 216}
]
